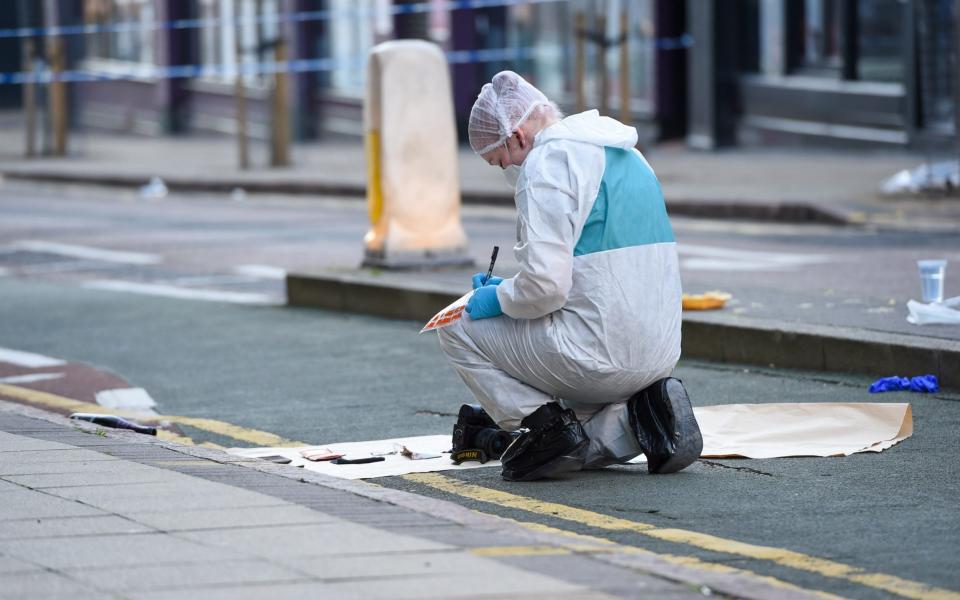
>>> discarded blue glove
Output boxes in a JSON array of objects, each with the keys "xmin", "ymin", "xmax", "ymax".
[
  {"xmin": 472, "ymin": 272, "xmax": 504, "ymax": 290},
  {"xmin": 466, "ymin": 285, "xmax": 503, "ymax": 320},
  {"xmin": 909, "ymin": 374, "xmax": 939, "ymax": 393},
  {"xmin": 868, "ymin": 375, "xmax": 939, "ymax": 394}
]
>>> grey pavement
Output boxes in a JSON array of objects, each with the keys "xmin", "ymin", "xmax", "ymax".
[
  {"xmin": 1, "ymin": 117, "xmax": 958, "ymax": 231},
  {"xmin": 0, "ymin": 401, "xmax": 820, "ymax": 600}
]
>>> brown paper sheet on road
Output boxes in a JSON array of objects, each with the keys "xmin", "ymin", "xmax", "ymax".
[
  {"xmin": 228, "ymin": 403, "xmax": 912, "ymax": 480},
  {"xmin": 695, "ymin": 402, "xmax": 913, "ymax": 459}
]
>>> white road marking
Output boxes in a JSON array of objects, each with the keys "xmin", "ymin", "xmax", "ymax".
[
  {"xmin": 11, "ymin": 241, "xmax": 162, "ymax": 265},
  {"xmin": 95, "ymin": 388, "xmax": 158, "ymax": 414},
  {"xmin": 677, "ymin": 243, "xmax": 829, "ymax": 272},
  {"xmin": 0, "ymin": 348, "xmax": 67, "ymax": 368},
  {"xmin": 233, "ymin": 264, "xmax": 287, "ymax": 280},
  {"xmin": 0, "ymin": 373, "xmax": 65, "ymax": 384},
  {"xmin": 17, "ymin": 259, "xmax": 124, "ymax": 275},
  {"xmin": 165, "ymin": 274, "xmax": 261, "ymax": 286},
  {"xmin": 83, "ymin": 280, "xmax": 278, "ymax": 305}
]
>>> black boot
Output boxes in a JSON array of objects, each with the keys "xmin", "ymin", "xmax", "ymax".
[
  {"xmin": 500, "ymin": 403, "xmax": 589, "ymax": 482},
  {"xmin": 628, "ymin": 378, "xmax": 703, "ymax": 474}
]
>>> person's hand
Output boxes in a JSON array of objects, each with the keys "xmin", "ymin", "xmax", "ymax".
[
  {"xmin": 472, "ymin": 272, "xmax": 504, "ymax": 290},
  {"xmin": 466, "ymin": 286, "xmax": 503, "ymax": 320}
]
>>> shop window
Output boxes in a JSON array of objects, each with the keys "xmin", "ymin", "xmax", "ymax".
[
  {"xmin": 795, "ymin": 0, "xmax": 843, "ymax": 76},
  {"xmin": 327, "ymin": 0, "xmax": 377, "ymax": 97},
  {"xmin": 511, "ymin": 0, "xmax": 654, "ymax": 113},
  {"xmin": 857, "ymin": 0, "xmax": 903, "ymax": 82},
  {"xmin": 196, "ymin": 0, "xmax": 280, "ymax": 87},
  {"xmin": 916, "ymin": 0, "xmax": 955, "ymax": 133},
  {"xmin": 84, "ymin": 0, "xmax": 155, "ymax": 65}
]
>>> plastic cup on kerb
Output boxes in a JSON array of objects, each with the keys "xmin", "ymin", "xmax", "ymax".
[{"xmin": 917, "ymin": 259, "xmax": 947, "ymax": 304}]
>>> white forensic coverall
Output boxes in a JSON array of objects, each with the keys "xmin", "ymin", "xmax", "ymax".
[{"xmin": 438, "ymin": 110, "xmax": 682, "ymax": 469}]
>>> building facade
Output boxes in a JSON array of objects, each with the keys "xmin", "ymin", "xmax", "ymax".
[
  {"xmin": 5, "ymin": 0, "xmax": 957, "ymax": 153},
  {"xmin": 688, "ymin": 0, "xmax": 957, "ymax": 151}
]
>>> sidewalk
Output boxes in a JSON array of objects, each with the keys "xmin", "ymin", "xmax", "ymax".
[
  {"xmin": 1, "ymin": 123, "xmax": 959, "ymax": 231},
  {"xmin": 0, "ymin": 400, "xmax": 821, "ymax": 600}
]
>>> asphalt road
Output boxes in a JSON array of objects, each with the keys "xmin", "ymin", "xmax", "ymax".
[
  {"xmin": 0, "ymin": 277, "xmax": 957, "ymax": 600},
  {"xmin": 1, "ymin": 181, "xmax": 959, "ymax": 339}
]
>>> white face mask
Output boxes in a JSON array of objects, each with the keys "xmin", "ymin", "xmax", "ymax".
[{"xmin": 503, "ymin": 165, "xmax": 522, "ymax": 190}]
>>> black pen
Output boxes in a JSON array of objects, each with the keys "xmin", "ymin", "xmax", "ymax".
[{"xmin": 483, "ymin": 246, "xmax": 499, "ymax": 285}]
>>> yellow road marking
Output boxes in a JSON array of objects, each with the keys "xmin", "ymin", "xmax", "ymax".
[
  {"xmin": 0, "ymin": 384, "xmax": 306, "ymax": 447},
  {"xmin": 493, "ymin": 513, "xmax": 843, "ymax": 600},
  {"xmin": 404, "ymin": 473, "xmax": 960, "ymax": 600},
  {"xmin": 155, "ymin": 429, "xmax": 196, "ymax": 446}
]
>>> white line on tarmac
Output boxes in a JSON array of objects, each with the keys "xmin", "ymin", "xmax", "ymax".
[
  {"xmin": 95, "ymin": 388, "xmax": 158, "ymax": 415},
  {"xmin": 83, "ymin": 280, "xmax": 279, "ymax": 305},
  {"xmin": 233, "ymin": 264, "xmax": 288, "ymax": 280},
  {"xmin": 164, "ymin": 274, "xmax": 261, "ymax": 286},
  {"xmin": 11, "ymin": 241, "xmax": 162, "ymax": 265},
  {"xmin": 677, "ymin": 243, "xmax": 830, "ymax": 272},
  {"xmin": 0, "ymin": 373, "xmax": 65, "ymax": 384},
  {"xmin": 678, "ymin": 243, "xmax": 830, "ymax": 264},
  {"xmin": 0, "ymin": 348, "xmax": 67, "ymax": 368}
]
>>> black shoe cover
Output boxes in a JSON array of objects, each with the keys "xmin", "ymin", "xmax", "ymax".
[
  {"xmin": 500, "ymin": 403, "xmax": 589, "ymax": 482},
  {"xmin": 628, "ymin": 378, "xmax": 703, "ymax": 474}
]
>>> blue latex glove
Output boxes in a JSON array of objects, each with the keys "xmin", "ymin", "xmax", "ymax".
[
  {"xmin": 909, "ymin": 374, "xmax": 939, "ymax": 393},
  {"xmin": 868, "ymin": 374, "xmax": 939, "ymax": 394},
  {"xmin": 466, "ymin": 285, "xmax": 503, "ymax": 320},
  {"xmin": 472, "ymin": 272, "xmax": 504, "ymax": 290},
  {"xmin": 869, "ymin": 376, "xmax": 910, "ymax": 393}
]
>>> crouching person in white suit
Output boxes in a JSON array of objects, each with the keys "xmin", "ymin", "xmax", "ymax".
[{"xmin": 437, "ymin": 71, "xmax": 703, "ymax": 481}]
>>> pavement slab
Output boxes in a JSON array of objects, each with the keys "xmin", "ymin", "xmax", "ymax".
[
  {"xmin": 61, "ymin": 559, "xmax": 310, "ymax": 591},
  {"xmin": 124, "ymin": 504, "xmax": 334, "ymax": 531},
  {"xmin": 0, "ymin": 402, "xmax": 739, "ymax": 600},
  {"xmin": 0, "ymin": 514, "xmax": 152, "ymax": 539},
  {"xmin": 173, "ymin": 521, "xmax": 453, "ymax": 557},
  {"xmin": 0, "ymin": 488, "xmax": 108, "ymax": 521}
]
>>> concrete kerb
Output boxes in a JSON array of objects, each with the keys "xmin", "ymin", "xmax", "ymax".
[
  {"xmin": 0, "ymin": 399, "xmax": 824, "ymax": 600},
  {"xmin": 287, "ymin": 271, "xmax": 960, "ymax": 390},
  {"xmin": 0, "ymin": 167, "xmax": 848, "ymax": 225}
]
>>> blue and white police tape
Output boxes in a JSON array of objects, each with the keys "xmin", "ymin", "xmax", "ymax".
[
  {"xmin": 0, "ymin": 46, "xmax": 540, "ymax": 86},
  {"xmin": 0, "ymin": 0, "xmax": 565, "ymax": 40},
  {"xmin": 0, "ymin": 35, "xmax": 695, "ymax": 86}
]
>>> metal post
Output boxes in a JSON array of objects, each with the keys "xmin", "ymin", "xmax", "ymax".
[
  {"xmin": 955, "ymin": 0, "xmax": 960, "ymax": 172},
  {"xmin": 235, "ymin": 35, "xmax": 249, "ymax": 170},
  {"xmin": 598, "ymin": 14, "xmax": 608, "ymax": 116},
  {"xmin": 841, "ymin": 0, "xmax": 859, "ymax": 80},
  {"xmin": 22, "ymin": 39, "xmax": 36, "ymax": 158},
  {"xmin": 619, "ymin": 9, "xmax": 630, "ymax": 126},
  {"xmin": 575, "ymin": 11, "xmax": 585, "ymax": 113},
  {"xmin": 47, "ymin": 37, "xmax": 67, "ymax": 157},
  {"xmin": 271, "ymin": 39, "xmax": 291, "ymax": 167}
]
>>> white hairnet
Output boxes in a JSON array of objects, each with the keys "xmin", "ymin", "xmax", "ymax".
[{"xmin": 468, "ymin": 71, "xmax": 551, "ymax": 155}]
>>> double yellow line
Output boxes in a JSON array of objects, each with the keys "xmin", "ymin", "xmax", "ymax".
[
  {"xmin": 404, "ymin": 473, "xmax": 959, "ymax": 600},
  {"xmin": 3, "ymin": 383, "xmax": 955, "ymax": 600},
  {"xmin": 0, "ymin": 383, "xmax": 306, "ymax": 448}
]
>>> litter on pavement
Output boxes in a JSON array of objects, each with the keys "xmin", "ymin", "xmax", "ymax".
[
  {"xmin": 907, "ymin": 297, "xmax": 960, "ymax": 325},
  {"xmin": 682, "ymin": 291, "xmax": 732, "ymax": 311},
  {"xmin": 228, "ymin": 402, "xmax": 912, "ymax": 479}
]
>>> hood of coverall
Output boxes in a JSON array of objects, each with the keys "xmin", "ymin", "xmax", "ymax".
[{"xmin": 535, "ymin": 110, "xmax": 639, "ymax": 151}]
